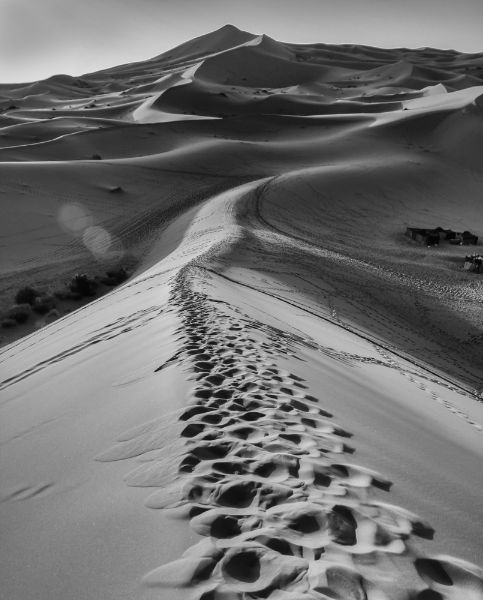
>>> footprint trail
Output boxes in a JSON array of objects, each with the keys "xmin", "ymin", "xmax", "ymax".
[{"xmin": 98, "ymin": 267, "xmax": 483, "ymax": 599}]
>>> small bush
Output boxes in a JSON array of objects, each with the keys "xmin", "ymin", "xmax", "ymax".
[
  {"xmin": 56, "ymin": 289, "xmax": 82, "ymax": 301},
  {"xmin": 2, "ymin": 318, "xmax": 17, "ymax": 328},
  {"xmin": 54, "ymin": 289, "xmax": 84, "ymax": 301},
  {"xmin": 69, "ymin": 273, "xmax": 97, "ymax": 297},
  {"xmin": 45, "ymin": 309, "xmax": 60, "ymax": 324},
  {"xmin": 100, "ymin": 276, "xmax": 117, "ymax": 286},
  {"xmin": 15, "ymin": 286, "xmax": 40, "ymax": 306},
  {"xmin": 32, "ymin": 295, "xmax": 55, "ymax": 315},
  {"xmin": 8, "ymin": 303, "xmax": 31, "ymax": 323},
  {"xmin": 32, "ymin": 303, "xmax": 50, "ymax": 315},
  {"xmin": 53, "ymin": 289, "xmax": 70, "ymax": 300},
  {"xmin": 67, "ymin": 291, "xmax": 83, "ymax": 301},
  {"xmin": 105, "ymin": 267, "xmax": 128, "ymax": 285}
]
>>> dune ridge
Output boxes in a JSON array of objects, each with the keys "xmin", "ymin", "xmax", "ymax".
[
  {"xmin": 99, "ymin": 264, "xmax": 482, "ymax": 599},
  {"xmin": 1, "ymin": 25, "xmax": 483, "ymax": 600}
]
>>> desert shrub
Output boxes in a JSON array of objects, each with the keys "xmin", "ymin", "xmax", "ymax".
[
  {"xmin": 15, "ymin": 286, "xmax": 40, "ymax": 306},
  {"xmin": 54, "ymin": 288, "xmax": 83, "ymax": 301},
  {"xmin": 32, "ymin": 295, "xmax": 56, "ymax": 315},
  {"xmin": 33, "ymin": 302, "xmax": 50, "ymax": 315},
  {"xmin": 45, "ymin": 309, "xmax": 60, "ymax": 324},
  {"xmin": 67, "ymin": 291, "xmax": 83, "ymax": 300},
  {"xmin": 53, "ymin": 289, "xmax": 70, "ymax": 300},
  {"xmin": 8, "ymin": 303, "xmax": 31, "ymax": 323},
  {"xmin": 100, "ymin": 276, "xmax": 116, "ymax": 286},
  {"xmin": 69, "ymin": 273, "xmax": 97, "ymax": 297},
  {"xmin": 105, "ymin": 267, "xmax": 128, "ymax": 285},
  {"xmin": 1, "ymin": 318, "xmax": 17, "ymax": 328}
]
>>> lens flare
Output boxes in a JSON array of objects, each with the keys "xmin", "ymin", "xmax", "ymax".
[
  {"xmin": 58, "ymin": 202, "xmax": 123, "ymax": 260},
  {"xmin": 58, "ymin": 203, "xmax": 93, "ymax": 233},
  {"xmin": 82, "ymin": 226, "xmax": 112, "ymax": 257}
]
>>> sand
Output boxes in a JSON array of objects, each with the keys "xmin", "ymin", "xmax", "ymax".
[{"xmin": 1, "ymin": 24, "xmax": 483, "ymax": 600}]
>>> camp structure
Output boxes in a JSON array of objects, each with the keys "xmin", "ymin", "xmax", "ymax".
[
  {"xmin": 405, "ymin": 227, "xmax": 441, "ymax": 246},
  {"xmin": 448, "ymin": 230, "xmax": 479, "ymax": 245},
  {"xmin": 406, "ymin": 227, "xmax": 478, "ymax": 246}
]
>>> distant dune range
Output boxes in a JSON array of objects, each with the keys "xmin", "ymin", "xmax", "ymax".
[{"xmin": 1, "ymin": 25, "xmax": 483, "ymax": 600}]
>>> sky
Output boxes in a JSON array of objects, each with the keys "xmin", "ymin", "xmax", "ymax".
[{"xmin": 1, "ymin": 0, "xmax": 482, "ymax": 83}]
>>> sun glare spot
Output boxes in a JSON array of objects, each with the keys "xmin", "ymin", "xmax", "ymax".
[
  {"xmin": 58, "ymin": 203, "xmax": 93, "ymax": 233},
  {"xmin": 83, "ymin": 226, "xmax": 112, "ymax": 257}
]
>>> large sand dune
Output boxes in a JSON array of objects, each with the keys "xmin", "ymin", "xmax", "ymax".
[{"xmin": 1, "ymin": 25, "xmax": 482, "ymax": 600}]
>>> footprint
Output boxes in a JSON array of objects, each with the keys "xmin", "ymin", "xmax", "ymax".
[{"xmin": 415, "ymin": 556, "xmax": 483, "ymax": 596}]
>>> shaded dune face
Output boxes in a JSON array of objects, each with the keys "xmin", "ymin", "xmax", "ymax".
[{"xmin": 1, "ymin": 24, "xmax": 483, "ymax": 600}]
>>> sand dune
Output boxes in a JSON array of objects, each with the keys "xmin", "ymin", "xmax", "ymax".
[{"xmin": 1, "ymin": 25, "xmax": 483, "ymax": 600}]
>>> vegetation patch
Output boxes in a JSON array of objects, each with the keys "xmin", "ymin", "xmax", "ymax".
[
  {"xmin": 8, "ymin": 303, "xmax": 31, "ymax": 323},
  {"xmin": 15, "ymin": 286, "xmax": 41, "ymax": 306},
  {"xmin": 1, "ymin": 265, "xmax": 131, "ymax": 344}
]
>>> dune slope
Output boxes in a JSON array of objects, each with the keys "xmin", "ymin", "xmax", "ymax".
[{"xmin": 1, "ymin": 25, "xmax": 483, "ymax": 600}]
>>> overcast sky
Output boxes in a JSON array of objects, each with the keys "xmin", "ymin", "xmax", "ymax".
[{"xmin": 1, "ymin": 0, "xmax": 482, "ymax": 83}]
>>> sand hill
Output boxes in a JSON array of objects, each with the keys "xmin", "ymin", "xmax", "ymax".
[{"xmin": 1, "ymin": 25, "xmax": 482, "ymax": 600}]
